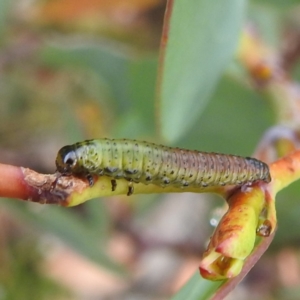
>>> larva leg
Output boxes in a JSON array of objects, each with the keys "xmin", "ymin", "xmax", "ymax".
[
  {"xmin": 127, "ymin": 180, "xmax": 134, "ymax": 196},
  {"xmin": 86, "ymin": 174, "xmax": 94, "ymax": 186},
  {"xmin": 111, "ymin": 179, "xmax": 117, "ymax": 192}
]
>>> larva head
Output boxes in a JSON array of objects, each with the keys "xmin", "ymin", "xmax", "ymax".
[{"xmin": 56, "ymin": 145, "xmax": 79, "ymax": 175}]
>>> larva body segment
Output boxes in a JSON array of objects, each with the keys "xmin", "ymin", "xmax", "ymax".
[{"xmin": 55, "ymin": 138, "xmax": 271, "ymax": 191}]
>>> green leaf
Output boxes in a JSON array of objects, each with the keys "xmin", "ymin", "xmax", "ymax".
[
  {"xmin": 179, "ymin": 75, "xmax": 272, "ymax": 155},
  {"xmin": 39, "ymin": 43, "xmax": 131, "ymax": 110},
  {"xmin": 157, "ymin": 0, "xmax": 247, "ymax": 143},
  {"xmin": 252, "ymin": 0, "xmax": 300, "ymax": 7},
  {"xmin": 4, "ymin": 200, "xmax": 125, "ymax": 275},
  {"xmin": 171, "ymin": 271, "xmax": 222, "ymax": 300},
  {"xmin": 0, "ymin": 0, "xmax": 11, "ymax": 37},
  {"xmin": 112, "ymin": 57, "xmax": 158, "ymax": 138}
]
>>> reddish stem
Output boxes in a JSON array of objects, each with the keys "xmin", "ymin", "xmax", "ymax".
[
  {"xmin": 0, "ymin": 163, "xmax": 29, "ymax": 199},
  {"xmin": 211, "ymin": 231, "xmax": 276, "ymax": 300}
]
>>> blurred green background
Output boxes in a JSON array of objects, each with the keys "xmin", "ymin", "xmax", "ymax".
[{"xmin": 1, "ymin": 0, "xmax": 300, "ymax": 299}]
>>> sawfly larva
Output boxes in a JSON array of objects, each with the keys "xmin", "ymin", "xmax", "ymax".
[{"xmin": 55, "ymin": 138, "xmax": 271, "ymax": 196}]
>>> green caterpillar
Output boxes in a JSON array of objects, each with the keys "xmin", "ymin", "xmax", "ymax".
[{"xmin": 55, "ymin": 138, "xmax": 271, "ymax": 195}]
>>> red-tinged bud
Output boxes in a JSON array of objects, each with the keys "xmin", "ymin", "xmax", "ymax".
[
  {"xmin": 199, "ymin": 251, "xmax": 244, "ymax": 280},
  {"xmin": 212, "ymin": 204, "xmax": 258, "ymax": 259},
  {"xmin": 199, "ymin": 187, "xmax": 271, "ymax": 280}
]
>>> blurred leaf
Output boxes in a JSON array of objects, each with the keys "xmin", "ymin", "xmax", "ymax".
[
  {"xmin": 112, "ymin": 57, "xmax": 158, "ymax": 138},
  {"xmin": 5, "ymin": 201, "xmax": 125, "ymax": 274},
  {"xmin": 157, "ymin": 0, "xmax": 246, "ymax": 143},
  {"xmin": 0, "ymin": 227, "xmax": 68, "ymax": 300},
  {"xmin": 35, "ymin": 0, "xmax": 162, "ymax": 24},
  {"xmin": 252, "ymin": 0, "xmax": 300, "ymax": 7},
  {"xmin": 179, "ymin": 75, "xmax": 272, "ymax": 155},
  {"xmin": 40, "ymin": 42, "xmax": 132, "ymax": 110},
  {"xmin": 0, "ymin": 0, "xmax": 11, "ymax": 37},
  {"xmin": 172, "ymin": 271, "xmax": 222, "ymax": 300},
  {"xmin": 40, "ymin": 43, "xmax": 160, "ymax": 138},
  {"xmin": 32, "ymin": 0, "xmax": 163, "ymax": 48},
  {"xmin": 272, "ymin": 181, "xmax": 300, "ymax": 247},
  {"xmin": 128, "ymin": 57, "xmax": 158, "ymax": 133},
  {"xmin": 84, "ymin": 198, "xmax": 110, "ymax": 233},
  {"xmin": 248, "ymin": 3, "xmax": 282, "ymax": 47}
]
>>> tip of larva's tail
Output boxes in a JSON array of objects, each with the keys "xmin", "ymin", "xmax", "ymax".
[
  {"xmin": 260, "ymin": 161, "xmax": 271, "ymax": 183},
  {"xmin": 245, "ymin": 157, "xmax": 271, "ymax": 183},
  {"xmin": 260, "ymin": 162, "xmax": 271, "ymax": 183},
  {"xmin": 264, "ymin": 169, "xmax": 272, "ymax": 183},
  {"xmin": 264, "ymin": 172, "xmax": 272, "ymax": 183}
]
